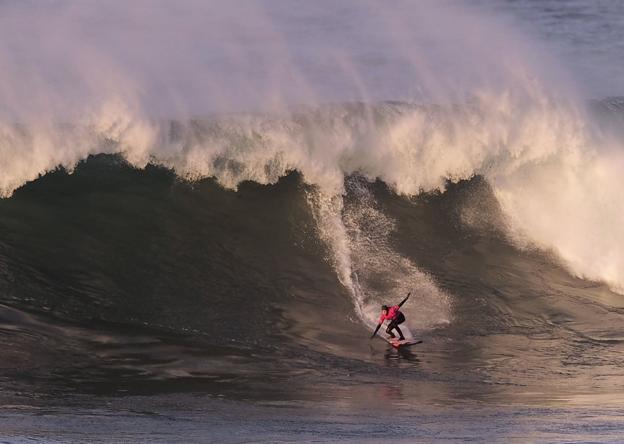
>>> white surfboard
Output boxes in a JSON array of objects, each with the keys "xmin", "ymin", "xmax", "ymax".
[
  {"xmin": 383, "ymin": 336, "xmax": 422, "ymax": 348},
  {"xmin": 380, "ymin": 326, "xmax": 421, "ymax": 347}
]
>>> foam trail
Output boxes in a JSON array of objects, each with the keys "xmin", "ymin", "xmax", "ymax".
[{"xmin": 308, "ymin": 177, "xmax": 451, "ymax": 329}]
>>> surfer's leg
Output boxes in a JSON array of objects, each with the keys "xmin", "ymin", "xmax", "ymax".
[
  {"xmin": 394, "ymin": 313, "xmax": 406, "ymax": 340},
  {"xmin": 385, "ymin": 322, "xmax": 397, "ymax": 338},
  {"xmin": 394, "ymin": 325, "xmax": 405, "ymax": 341}
]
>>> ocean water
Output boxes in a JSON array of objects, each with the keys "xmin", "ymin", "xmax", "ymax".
[{"xmin": 0, "ymin": 1, "xmax": 624, "ymax": 442}]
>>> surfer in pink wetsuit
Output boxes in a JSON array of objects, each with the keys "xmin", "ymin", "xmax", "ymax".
[{"xmin": 370, "ymin": 293, "xmax": 410, "ymax": 341}]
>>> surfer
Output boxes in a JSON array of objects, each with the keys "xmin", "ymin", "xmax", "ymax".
[{"xmin": 370, "ymin": 293, "xmax": 410, "ymax": 341}]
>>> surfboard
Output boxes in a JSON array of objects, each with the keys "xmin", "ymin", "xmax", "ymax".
[
  {"xmin": 381, "ymin": 336, "xmax": 422, "ymax": 348},
  {"xmin": 384, "ymin": 337, "xmax": 422, "ymax": 348},
  {"xmin": 378, "ymin": 324, "xmax": 421, "ymax": 347}
]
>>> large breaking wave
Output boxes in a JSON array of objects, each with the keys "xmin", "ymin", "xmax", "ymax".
[
  {"xmin": 2, "ymin": 98, "xmax": 623, "ymax": 302},
  {"xmin": 0, "ymin": 0, "xmax": 622, "ymax": 332}
]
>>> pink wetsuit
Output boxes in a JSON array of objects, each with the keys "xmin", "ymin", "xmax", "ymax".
[{"xmin": 379, "ymin": 305, "xmax": 401, "ymax": 323}]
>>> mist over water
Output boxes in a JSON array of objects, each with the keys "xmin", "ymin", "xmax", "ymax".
[
  {"xmin": 0, "ymin": 0, "xmax": 574, "ymax": 118},
  {"xmin": 479, "ymin": 0, "xmax": 624, "ymax": 98}
]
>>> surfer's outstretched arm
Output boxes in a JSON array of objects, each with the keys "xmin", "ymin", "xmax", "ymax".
[
  {"xmin": 370, "ymin": 323, "xmax": 382, "ymax": 339},
  {"xmin": 397, "ymin": 292, "xmax": 411, "ymax": 308}
]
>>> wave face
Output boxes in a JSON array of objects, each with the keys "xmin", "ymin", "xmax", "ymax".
[{"xmin": 1, "ymin": 156, "xmax": 623, "ymax": 404}]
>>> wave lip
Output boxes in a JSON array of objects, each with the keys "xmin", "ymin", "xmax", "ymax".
[{"xmin": 2, "ymin": 95, "xmax": 624, "ymax": 296}]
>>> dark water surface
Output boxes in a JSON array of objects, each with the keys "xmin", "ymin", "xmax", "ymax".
[{"xmin": 2, "ymin": 397, "xmax": 624, "ymax": 443}]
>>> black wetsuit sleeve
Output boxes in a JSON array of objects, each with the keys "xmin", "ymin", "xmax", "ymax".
[
  {"xmin": 397, "ymin": 292, "xmax": 411, "ymax": 308},
  {"xmin": 370, "ymin": 323, "xmax": 382, "ymax": 339}
]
